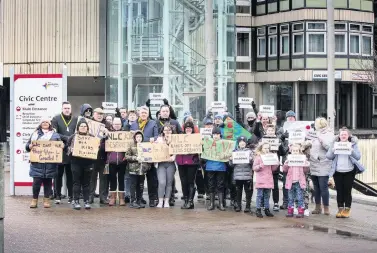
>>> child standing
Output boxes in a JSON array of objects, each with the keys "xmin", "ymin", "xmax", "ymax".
[
  {"xmin": 253, "ymin": 142, "xmax": 279, "ymax": 218},
  {"xmin": 229, "ymin": 136, "xmax": 253, "ymax": 213},
  {"xmin": 282, "ymin": 144, "xmax": 310, "ymax": 218}
]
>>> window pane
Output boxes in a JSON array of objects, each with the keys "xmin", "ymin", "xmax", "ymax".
[
  {"xmin": 308, "ymin": 23, "xmax": 325, "ymax": 30},
  {"xmin": 281, "ymin": 36, "xmax": 289, "ymax": 54},
  {"xmin": 335, "ymin": 34, "xmax": 345, "ymax": 53},
  {"xmin": 236, "ymin": 62, "xmax": 250, "ymax": 70},
  {"xmin": 308, "ymin": 34, "xmax": 325, "ymax": 53},
  {"xmin": 237, "ymin": 33, "xmax": 250, "ymax": 56},
  {"xmin": 236, "ymin": 6, "xmax": 250, "ymax": 13},
  {"xmin": 281, "ymin": 25, "xmax": 289, "ymax": 33},
  {"xmin": 293, "ymin": 34, "xmax": 303, "ymax": 53},
  {"xmin": 258, "ymin": 38, "xmax": 266, "ymax": 56},
  {"xmin": 293, "ymin": 23, "xmax": 303, "ymax": 31},
  {"xmin": 335, "ymin": 23, "xmax": 346, "ymax": 30},
  {"xmin": 268, "ymin": 26, "xmax": 277, "ymax": 34},
  {"xmin": 227, "ymin": 31, "xmax": 234, "ymax": 57},
  {"xmin": 350, "ymin": 24, "xmax": 360, "ymax": 31},
  {"xmin": 350, "ymin": 35, "xmax": 360, "ymax": 54},
  {"xmin": 269, "ymin": 37, "xmax": 277, "ymax": 55},
  {"xmin": 362, "ymin": 36, "xmax": 372, "ymax": 55},
  {"xmin": 362, "ymin": 25, "xmax": 373, "ymax": 33}
]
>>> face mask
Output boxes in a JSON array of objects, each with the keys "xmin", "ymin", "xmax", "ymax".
[{"xmin": 247, "ymin": 119, "xmax": 255, "ymax": 126}]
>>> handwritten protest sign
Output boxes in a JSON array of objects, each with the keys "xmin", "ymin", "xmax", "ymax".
[
  {"xmin": 105, "ymin": 131, "xmax": 134, "ymax": 152},
  {"xmin": 262, "ymin": 137, "xmax": 280, "ymax": 151},
  {"xmin": 261, "ymin": 153, "xmax": 279, "ymax": 165},
  {"xmin": 306, "ymin": 130, "xmax": 317, "ymax": 140},
  {"xmin": 283, "ymin": 121, "xmax": 314, "ymax": 132},
  {"xmin": 30, "ymin": 141, "xmax": 64, "ymax": 163},
  {"xmin": 169, "ymin": 134, "xmax": 202, "ymax": 155},
  {"xmin": 200, "ymin": 128, "xmax": 212, "ymax": 138},
  {"xmin": 334, "ymin": 142, "xmax": 352, "ymax": 155},
  {"xmin": 288, "ymin": 129, "xmax": 306, "ymax": 144},
  {"xmin": 201, "ymin": 138, "xmax": 235, "ymax": 162},
  {"xmin": 232, "ymin": 151, "xmax": 250, "ymax": 164},
  {"xmin": 238, "ymin": 97, "xmax": 253, "ymax": 109},
  {"xmin": 211, "ymin": 101, "xmax": 226, "ymax": 113},
  {"xmin": 72, "ymin": 135, "xmax": 100, "ymax": 160},
  {"xmin": 77, "ymin": 116, "xmax": 107, "ymax": 139},
  {"xmin": 259, "ymin": 105, "xmax": 275, "ymax": 117},
  {"xmin": 137, "ymin": 143, "xmax": 170, "ymax": 162},
  {"xmin": 287, "ymin": 154, "xmax": 307, "ymax": 166}
]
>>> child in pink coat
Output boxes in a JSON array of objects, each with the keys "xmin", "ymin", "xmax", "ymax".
[
  {"xmin": 282, "ymin": 144, "xmax": 310, "ymax": 218},
  {"xmin": 253, "ymin": 142, "xmax": 279, "ymax": 218}
]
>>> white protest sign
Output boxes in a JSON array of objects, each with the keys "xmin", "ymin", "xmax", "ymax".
[
  {"xmin": 306, "ymin": 130, "xmax": 317, "ymax": 140},
  {"xmin": 149, "ymin": 93, "xmax": 164, "ymax": 119},
  {"xmin": 200, "ymin": 128, "xmax": 212, "ymax": 138},
  {"xmin": 102, "ymin": 102, "xmax": 117, "ymax": 114},
  {"xmin": 232, "ymin": 151, "xmax": 250, "ymax": 164},
  {"xmin": 211, "ymin": 101, "xmax": 226, "ymax": 113},
  {"xmin": 288, "ymin": 129, "xmax": 306, "ymax": 144},
  {"xmin": 261, "ymin": 153, "xmax": 279, "ymax": 165},
  {"xmin": 283, "ymin": 121, "xmax": 314, "ymax": 132},
  {"xmin": 259, "ymin": 105, "xmax": 275, "ymax": 117},
  {"xmin": 334, "ymin": 142, "xmax": 352, "ymax": 155},
  {"xmin": 12, "ymin": 73, "xmax": 63, "ymax": 195},
  {"xmin": 238, "ymin": 97, "xmax": 253, "ymax": 109},
  {"xmin": 149, "ymin": 93, "xmax": 164, "ymax": 100},
  {"xmin": 262, "ymin": 137, "xmax": 280, "ymax": 151},
  {"xmin": 287, "ymin": 154, "xmax": 307, "ymax": 166}
]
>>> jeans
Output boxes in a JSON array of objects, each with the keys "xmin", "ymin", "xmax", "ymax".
[
  {"xmin": 72, "ymin": 164, "xmax": 92, "ymax": 202},
  {"xmin": 288, "ymin": 182, "xmax": 304, "ymax": 208},
  {"xmin": 90, "ymin": 160, "xmax": 108, "ymax": 201},
  {"xmin": 195, "ymin": 168, "xmax": 205, "ymax": 195},
  {"xmin": 207, "ymin": 171, "xmax": 225, "ymax": 194},
  {"xmin": 32, "ymin": 177, "xmax": 52, "ymax": 199},
  {"xmin": 124, "ymin": 170, "xmax": 131, "ymax": 196},
  {"xmin": 109, "ymin": 164, "xmax": 126, "ymax": 191},
  {"xmin": 129, "ymin": 174, "xmax": 145, "ymax": 202},
  {"xmin": 54, "ymin": 164, "xmax": 73, "ymax": 198},
  {"xmin": 178, "ymin": 165, "xmax": 197, "ymax": 199},
  {"xmin": 282, "ymin": 172, "xmax": 288, "ymax": 204},
  {"xmin": 157, "ymin": 162, "xmax": 176, "ymax": 199},
  {"xmin": 146, "ymin": 166, "xmax": 158, "ymax": 202},
  {"xmin": 256, "ymin": 188, "xmax": 271, "ymax": 209},
  {"xmin": 311, "ymin": 175, "xmax": 329, "ymax": 206},
  {"xmin": 333, "ymin": 170, "xmax": 356, "ymax": 208}
]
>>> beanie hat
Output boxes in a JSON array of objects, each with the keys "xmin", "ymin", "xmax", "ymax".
[
  {"xmin": 286, "ymin": 110, "xmax": 296, "ymax": 118},
  {"xmin": 237, "ymin": 136, "xmax": 248, "ymax": 144},
  {"xmin": 212, "ymin": 127, "xmax": 222, "ymax": 136},
  {"xmin": 183, "ymin": 121, "xmax": 195, "ymax": 132},
  {"xmin": 204, "ymin": 118, "xmax": 214, "ymax": 125},
  {"xmin": 183, "ymin": 111, "xmax": 192, "ymax": 123},
  {"xmin": 246, "ymin": 112, "xmax": 256, "ymax": 119},
  {"xmin": 40, "ymin": 117, "xmax": 52, "ymax": 126},
  {"xmin": 214, "ymin": 114, "xmax": 223, "ymax": 120}
]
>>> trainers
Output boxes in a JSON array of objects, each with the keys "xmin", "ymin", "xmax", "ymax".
[
  {"xmin": 84, "ymin": 201, "xmax": 91, "ymax": 210},
  {"xmin": 273, "ymin": 203, "xmax": 279, "ymax": 212},
  {"xmin": 130, "ymin": 201, "xmax": 140, "ymax": 209},
  {"xmin": 141, "ymin": 198, "xmax": 147, "ymax": 205},
  {"xmin": 68, "ymin": 197, "xmax": 73, "ymax": 204},
  {"xmin": 197, "ymin": 194, "xmax": 204, "ymax": 199},
  {"xmin": 55, "ymin": 197, "xmax": 61, "ymax": 204},
  {"xmin": 304, "ymin": 209, "xmax": 310, "ymax": 217},
  {"xmin": 73, "ymin": 201, "xmax": 81, "ymax": 210}
]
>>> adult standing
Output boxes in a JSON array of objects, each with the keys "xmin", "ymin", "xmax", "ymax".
[
  {"xmin": 130, "ymin": 106, "xmax": 159, "ymax": 207},
  {"xmin": 118, "ymin": 108, "xmax": 128, "ymax": 129},
  {"xmin": 309, "ymin": 117, "xmax": 334, "ymax": 215},
  {"xmin": 51, "ymin": 101, "xmax": 78, "ymax": 204}
]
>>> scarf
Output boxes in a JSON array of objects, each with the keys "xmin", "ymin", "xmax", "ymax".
[
  {"xmin": 31, "ymin": 129, "xmax": 55, "ymax": 141},
  {"xmin": 138, "ymin": 118, "xmax": 148, "ymax": 132}
]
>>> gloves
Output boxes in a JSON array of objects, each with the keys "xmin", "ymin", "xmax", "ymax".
[
  {"xmin": 146, "ymin": 99, "xmax": 151, "ymax": 107},
  {"xmin": 252, "ymin": 101, "xmax": 256, "ymax": 109},
  {"xmin": 163, "ymin": 98, "xmax": 169, "ymax": 105},
  {"xmin": 235, "ymin": 103, "xmax": 240, "ymax": 111},
  {"xmin": 281, "ymin": 131, "xmax": 289, "ymax": 142},
  {"xmin": 115, "ymin": 108, "xmax": 121, "ymax": 118}
]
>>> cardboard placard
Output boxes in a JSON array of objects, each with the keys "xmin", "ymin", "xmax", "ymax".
[
  {"xmin": 260, "ymin": 153, "xmax": 279, "ymax": 165},
  {"xmin": 137, "ymin": 143, "xmax": 170, "ymax": 163},
  {"xmin": 288, "ymin": 130, "xmax": 306, "ymax": 144},
  {"xmin": 259, "ymin": 105, "xmax": 275, "ymax": 117},
  {"xmin": 262, "ymin": 137, "xmax": 280, "ymax": 151},
  {"xmin": 211, "ymin": 101, "xmax": 226, "ymax": 113},
  {"xmin": 306, "ymin": 130, "xmax": 317, "ymax": 140},
  {"xmin": 72, "ymin": 135, "xmax": 100, "ymax": 160},
  {"xmin": 105, "ymin": 131, "xmax": 134, "ymax": 152},
  {"xmin": 30, "ymin": 141, "xmax": 64, "ymax": 163},
  {"xmin": 200, "ymin": 128, "xmax": 212, "ymax": 138},
  {"xmin": 77, "ymin": 116, "xmax": 107, "ymax": 139},
  {"xmin": 201, "ymin": 138, "xmax": 235, "ymax": 162},
  {"xmin": 238, "ymin": 97, "xmax": 253, "ymax": 109},
  {"xmin": 232, "ymin": 151, "xmax": 250, "ymax": 164},
  {"xmin": 334, "ymin": 142, "xmax": 352, "ymax": 155},
  {"xmin": 287, "ymin": 154, "xmax": 307, "ymax": 166},
  {"xmin": 169, "ymin": 134, "xmax": 202, "ymax": 155}
]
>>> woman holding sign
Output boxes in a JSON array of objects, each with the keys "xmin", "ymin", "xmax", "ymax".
[
  {"xmin": 26, "ymin": 118, "xmax": 61, "ymax": 208},
  {"xmin": 326, "ymin": 127, "xmax": 365, "ymax": 218}
]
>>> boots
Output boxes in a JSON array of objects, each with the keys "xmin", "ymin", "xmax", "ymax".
[
  {"xmin": 341, "ymin": 207, "xmax": 351, "ymax": 218},
  {"xmin": 43, "ymin": 198, "xmax": 51, "ymax": 208},
  {"xmin": 218, "ymin": 193, "xmax": 226, "ymax": 211},
  {"xmin": 188, "ymin": 186, "xmax": 195, "ymax": 209},
  {"xmin": 130, "ymin": 199, "xmax": 140, "ymax": 209},
  {"xmin": 296, "ymin": 207, "xmax": 304, "ymax": 218},
  {"xmin": 234, "ymin": 187, "xmax": 242, "ymax": 212},
  {"xmin": 108, "ymin": 191, "xmax": 117, "ymax": 206},
  {"xmin": 286, "ymin": 207, "xmax": 294, "ymax": 217},
  {"xmin": 118, "ymin": 192, "xmax": 126, "ymax": 206},
  {"xmin": 336, "ymin": 207, "xmax": 344, "ymax": 218},
  {"xmin": 323, "ymin": 206, "xmax": 330, "ymax": 215},
  {"xmin": 264, "ymin": 208, "xmax": 274, "ymax": 217},
  {"xmin": 30, "ymin": 199, "xmax": 38, "ymax": 208},
  {"xmin": 311, "ymin": 204, "xmax": 322, "ymax": 214},
  {"xmin": 244, "ymin": 188, "xmax": 252, "ymax": 213},
  {"xmin": 181, "ymin": 198, "xmax": 189, "ymax": 209},
  {"xmin": 256, "ymin": 208, "xmax": 263, "ymax": 218},
  {"xmin": 207, "ymin": 193, "xmax": 215, "ymax": 211}
]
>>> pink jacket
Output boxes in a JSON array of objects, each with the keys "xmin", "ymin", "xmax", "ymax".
[
  {"xmin": 282, "ymin": 162, "xmax": 309, "ymax": 190},
  {"xmin": 253, "ymin": 155, "xmax": 279, "ymax": 189}
]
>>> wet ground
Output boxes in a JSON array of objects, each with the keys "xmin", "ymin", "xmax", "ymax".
[{"xmin": 4, "ymin": 172, "xmax": 377, "ymax": 253}]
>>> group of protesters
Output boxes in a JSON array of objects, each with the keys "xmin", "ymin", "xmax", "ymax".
[{"xmin": 26, "ymin": 98, "xmax": 365, "ymax": 219}]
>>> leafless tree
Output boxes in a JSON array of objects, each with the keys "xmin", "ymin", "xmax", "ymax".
[{"xmin": 353, "ymin": 53, "xmax": 377, "ymax": 88}]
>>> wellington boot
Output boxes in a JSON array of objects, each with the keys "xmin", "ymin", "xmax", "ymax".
[
  {"xmin": 43, "ymin": 198, "xmax": 51, "ymax": 208},
  {"xmin": 30, "ymin": 199, "xmax": 38, "ymax": 208},
  {"xmin": 207, "ymin": 193, "xmax": 215, "ymax": 211},
  {"xmin": 218, "ymin": 193, "xmax": 226, "ymax": 211}
]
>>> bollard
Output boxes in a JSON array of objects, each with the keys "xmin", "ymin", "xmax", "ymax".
[{"xmin": 0, "ymin": 142, "xmax": 5, "ymax": 253}]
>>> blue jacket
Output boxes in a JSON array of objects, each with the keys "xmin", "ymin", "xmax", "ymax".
[
  {"xmin": 205, "ymin": 160, "xmax": 227, "ymax": 172},
  {"xmin": 130, "ymin": 120, "xmax": 159, "ymax": 142},
  {"xmin": 326, "ymin": 136, "xmax": 365, "ymax": 177},
  {"xmin": 25, "ymin": 129, "xmax": 61, "ymax": 178}
]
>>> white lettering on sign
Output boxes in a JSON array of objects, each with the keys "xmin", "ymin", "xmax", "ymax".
[
  {"xmin": 259, "ymin": 105, "xmax": 274, "ymax": 117},
  {"xmin": 232, "ymin": 151, "xmax": 250, "ymax": 164},
  {"xmin": 334, "ymin": 142, "xmax": 352, "ymax": 155},
  {"xmin": 238, "ymin": 97, "xmax": 253, "ymax": 109},
  {"xmin": 312, "ymin": 71, "xmax": 341, "ymax": 80},
  {"xmin": 102, "ymin": 102, "xmax": 117, "ymax": 109},
  {"xmin": 288, "ymin": 130, "xmax": 306, "ymax": 144},
  {"xmin": 287, "ymin": 154, "xmax": 307, "ymax": 166},
  {"xmin": 260, "ymin": 153, "xmax": 280, "ymax": 166},
  {"xmin": 149, "ymin": 93, "xmax": 164, "ymax": 100}
]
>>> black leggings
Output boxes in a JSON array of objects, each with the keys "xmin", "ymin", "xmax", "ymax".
[
  {"xmin": 235, "ymin": 180, "xmax": 252, "ymax": 203},
  {"xmin": 72, "ymin": 164, "xmax": 92, "ymax": 202},
  {"xmin": 195, "ymin": 169, "xmax": 205, "ymax": 195},
  {"xmin": 178, "ymin": 165, "xmax": 197, "ymax": 198},
  {"xmin": 333, "ymin": 170, "xmax": 356, "ymax": 208},
  {"xmin": 32, "ymin": 177, "xmax": 52, "ymax": 199},
  {"xmin": 207, "ymin": 171, "xmax": 225, "ymax": 194},
  {"xmin": 129, "ymin": 174, "xmax": 145, "ymax": 202},
  {"xmin": 54, "ymin": 164, "xmax": 73, "ymax": 198},
  {"xmin": 109, "ymin": 164, "xmax": 126, "ymax": 191}
]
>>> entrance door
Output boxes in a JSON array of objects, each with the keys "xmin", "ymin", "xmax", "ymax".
[{"xmin": 337, "ymin": 83, "xmax": 352, "ymax": 128}]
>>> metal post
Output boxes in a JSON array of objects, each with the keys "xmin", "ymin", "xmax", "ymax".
[
  {"xmin": 327, "ymin": 0, "xmax": 335, "ymax": 128},
  {"xmin": 0, "ymin": 62, "xmax": 3, "ymax": 87},
  {"xmin": 352, "ymin": 82, "xmax": 357, "ymax": 129},
  {"xmin": 117, "ymin": 0, "xmax": 124, "ymax": 107},
  {"xmin": 205, "ymin": 0, "xmax": 215, "ymax": 109},
  {"xmin": 163, "ymin": 0, "xmax": 170, "ymax": 100},
  {"xmin": 62, "ymin": 65, "xmax": 68, "ymax": 196},
  {"xmin": 294, "ymin": 81, "xmax": 300, "ymax": 117},
  {"xmin": 9, "ymin": 68, "xmax": 15, "ymax": 196},
  {"xmin": 127, "ymin": 0, "xmax": 133, "ymax": 109},
  {"xmin": 0, "ymin": 143, "xmax": 4, "ymax": 253},
  {"xmin": 217, "ymin": 0, "xmax": 224, "ymax": 102}
]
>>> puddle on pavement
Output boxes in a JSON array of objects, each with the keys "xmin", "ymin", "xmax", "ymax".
[{"xmin": 289, "ymin": 223, "xmax": 377, "ymax": 242}]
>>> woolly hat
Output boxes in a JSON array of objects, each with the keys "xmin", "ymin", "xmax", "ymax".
[
  {"xmin": 214, "ymin": 114, "xmax": 223, "ymax": 120},
  {"xmin": 183, "ymin": 111, "xmax": 192, "ymax": 123},
  {"xmin": 246, "ymin": 111, "xmax": 256, "ymax": 119},
  {"xmin": 40, "ymin": 117, "xmax": 52, "ymax": 126},
  {"xmin": 286, "ymin": 110, "xmax": 296, "ymax": 118},
  {"xmin": 212, "ymin": 127, "xmax": 222, "ymax": 135}
]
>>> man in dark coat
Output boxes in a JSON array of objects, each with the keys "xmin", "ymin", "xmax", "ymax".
[{"xmin": 51, "ymin": 101, "xmax": 78, "ymax": 204}]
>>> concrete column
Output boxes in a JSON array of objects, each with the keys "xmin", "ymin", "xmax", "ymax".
[
  {"xmin": 163, "ymin": 0, "xmax": 171, "ymax": 100},
  {"xmin": 352, "ymin": 82, "xmax": 357, "ymax": 129},
  {"xmin": 127, "ymin": 0, "xmax": 133, "ymax": 109},
  {"xmin": 117, "ymin": 0, "xmax": 124, "ymax": 107},
  {"xmin": 217, "ymin": 0, "xmax": 224, "ymax": 101},
  {"xmin": 205, "ymin": 0, "xmax": 215, "ymax": 109},
  {"xmin": 294, "ymin": 82, "xmax": 300, "ymax": 118},
  {"xmin": 327, "ymin": 0, "xmax": 335, "ymax": 128}
]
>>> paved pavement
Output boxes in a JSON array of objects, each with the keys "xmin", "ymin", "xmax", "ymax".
[{"xmin": 4, "ymin": 172, "xmax": 377, "ymax": 253}]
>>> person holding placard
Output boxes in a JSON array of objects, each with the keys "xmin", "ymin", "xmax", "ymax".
[
  {"xmin": 282, "ymin": 144, "xmax": 310, "ymax": 218},
  {"xmin": 26, "ymin": 118, "xmax": 62, "ymax": 208},
  {"xmin": 253, "ymin": 142, "xmax": 279, "ymax": 218},
  {"xmin": 253, "ymin": 114, "xmax": 277, "ymax": 140},
  {"xmin": 309, "ymin": 117, "xmax": 334, "ymax": 215},
  {"xmin": 326, "ymin": 127, "xmax": 365, "ymax": 218},
  {"xmin": 67, "ymin": 119, "xmax": 97, "ymax": 210},
  {"xmin": 229, "ymin": 136, "xmax": 254, "ymax": 213}
]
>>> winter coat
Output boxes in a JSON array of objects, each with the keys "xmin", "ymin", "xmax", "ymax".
[
  {"xmin": 229, "ymin": 148, "xmax": 253, "ymax": 181},
  {"xmin": 130, "ymin": 120, "xmax": 159, "ymax": 142},
  {"xmin": 204, "ymin": 160, "xmax": 227, "ymax": 172},
  {"xmin": 309, "ymin": 127, "xmax": 334, "ymax": 176},
  {"xmin": 282, "ymin": 163, "xmax": 309, "ymax": 189},
  {"xmin": 51, "ymin": 113, "xmax": 78, "ymax": 164},
  {"xmin": 326, "ymin": 136, "xmax": 365, "ymax": 177},
  {"xmin": 176, "ymin": 154, "xmax": 200, "ymax": 166},
  {"xmin": 80, "ymin": 104, "xmax": 93, "ymax": 117},
  {"xmin": 104, "ymin": 129, "xmax": 126, "ymax": 165},
  {"xmin": 124, "ymin": 142, "xmax": 151, "ymax": 175},
  {"xmin": 253, "ymin": 155, "xmax": 279, "ymax": 189},
  {"xmin": 25, "ymin": 129, "xmax": 61, "ymax": 178},
  {"xmin": 157, "ymin": 118, "xmax": 183, "ymax": 134}
]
